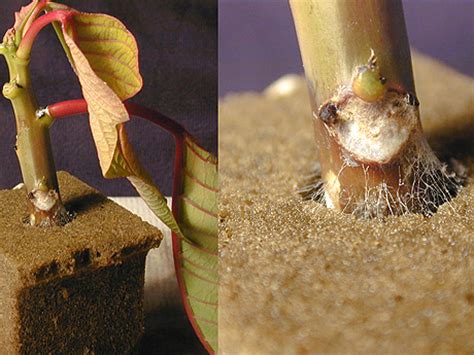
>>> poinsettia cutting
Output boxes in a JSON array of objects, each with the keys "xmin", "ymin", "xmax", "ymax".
[{"xmin": 0, "ymin": 1, "xmax": 217, "ymax": 353}]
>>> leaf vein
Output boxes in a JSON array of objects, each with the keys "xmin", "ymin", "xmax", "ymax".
[
  {"xmin": 80, "ymin": 50, "xmax": 139, "ymax": 77},
  {"xmin": 183, "ymin": 267, "xmax": 219, "ymax": 285},
  {"xmin": 181, "ymin": 196, "xmax": 217, "ymax": 218},
  {"xmin": 187, "ymin": 294, "xmax": 218, "ymax": 306},
  {"xmin": 179, "ymin": 236, "xmax": 217, "ymax": 256},
  {"xmin": 181, "ymin": 253, "xmax": 217, "ymax": 274},
  {"xmin": 184, "ymin": 169, "xmax": 219, "ymax": 192}
]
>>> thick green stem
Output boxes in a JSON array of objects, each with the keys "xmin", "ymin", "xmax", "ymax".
[
  {"xmin": 290, "ymin": 0, "xmax": 414, "ymax": 105},
  {"xmin": 1, "ymin": 44, "xmax": 68, "ymax": 226},
  {"xmin": 290, "ymin": 0, "xmax": 459, "ymax": 217}
]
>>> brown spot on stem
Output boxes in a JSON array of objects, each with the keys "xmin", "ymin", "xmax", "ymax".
[
  {"xmin": 319, "ymin": 102, "xmax": 338, "ymax": 125},
  {"xmin": 406, "ymin": 92, "xmax": 419, "ymax": 106}
]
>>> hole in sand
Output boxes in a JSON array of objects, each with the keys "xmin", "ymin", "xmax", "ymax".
[
  {"xmin": 73, "ymin": 249, "xmax": 92, "ymax": 268},
  {"xmin": 35, "ymin": 261, "xmax": 60, "ymax": 281},
  {"xmin": 296, "ymin": 158, "xmax": 468, "ymax": 219},
  {"xmin": 65, "ymin": 193, "xmax": 107, "ymax": 215}
]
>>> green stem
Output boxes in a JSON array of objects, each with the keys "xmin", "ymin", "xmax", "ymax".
[
  {"xmin": 290, "ymin": 0, "xmax": 414, "ymax": 106},
  {"xmin": 290, "ymin": 0, "xmax": 459, "ymax": 217},
  {"xmin": 1, "ymin": 45, "xmax": 68, "ymax": 226}
]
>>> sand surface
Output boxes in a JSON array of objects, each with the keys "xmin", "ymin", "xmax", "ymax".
[{"xmin": 219, "ymin": 52, "xmax": 474, "ymax": 354}]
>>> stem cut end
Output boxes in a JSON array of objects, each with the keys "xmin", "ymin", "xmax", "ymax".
[{"xmin": 27, "ymin": 187, "xmax": 73, "ymax": 227}]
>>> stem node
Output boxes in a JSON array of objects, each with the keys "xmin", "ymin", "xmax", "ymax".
[
  {"xmin": 2, "ymin": 81, "xmax": 22, "ymax": 99},
  {"xmin": 290, "ymin": 0, "xmax": 461, "ymax": 218}
]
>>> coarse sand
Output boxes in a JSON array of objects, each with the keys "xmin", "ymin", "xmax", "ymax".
[{"xmin": 219, "ymin": 52, "xmax": 473, "ymax": 354}]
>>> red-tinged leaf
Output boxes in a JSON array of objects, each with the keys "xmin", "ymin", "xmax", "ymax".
[
  {"xmin": 60, "ymin": 12, "xmax": 182, "ymax": 235},
  {"xmin": 70, "ymin": 12, "xmax": 143, "ymax": 100},
  {"xmin": 172, "ymin": 134, "xmax": 218, "ymax": 353},
  {"xmin": 47, "ymin": 98, "xmax": 217, "ymax": 352},
  {"xmin": 46, "ymin": 7, "xmax": 217, "ymax": 351},
  {"xmin": 60, "ymin": 11, "xmax": 142, "ymax": 177},
  {"xmin": 63, "ymin": 28, "xmax": 129, "ymax": 176}
]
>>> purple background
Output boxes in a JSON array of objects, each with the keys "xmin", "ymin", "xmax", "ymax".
[
  {"xmin": 219, "ymin": 0, "xmax": 474, "ymax": 97},
  {"xmin": 0, "ymin": 2, "xmax": 214, "ymax": 353},
  {"xmin": 0, "ymin": 0, "xmax": 217, "ymax": 197}
]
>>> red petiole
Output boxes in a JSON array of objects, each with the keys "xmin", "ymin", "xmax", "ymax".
[
  {"xmin": 47, "ymin": 99, "xmax": 187, "ymax": 221},
  {"xmin": 47, "ymin": 99, "xmax": 186, "ymax": 140},
  {"xmin": 17, "ymin": 9, "xmax": 74, "ymax": 59}
]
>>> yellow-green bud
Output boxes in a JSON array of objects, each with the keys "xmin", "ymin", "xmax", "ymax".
[{"xmin": 352, "ymin": 65, "xmax": 387, "ymax": 103}]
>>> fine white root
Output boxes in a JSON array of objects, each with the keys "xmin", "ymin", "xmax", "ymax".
[
  {"xmin": 297, "ymin": 162, "xmax": 325, "ymax": 203},
  {"xmin": 300, "ymin": 152, "xmax": 463, "ymax": 219},
  {"xmin": 301, "ymin": 113, "xmax": 464, "ymax": 219}
]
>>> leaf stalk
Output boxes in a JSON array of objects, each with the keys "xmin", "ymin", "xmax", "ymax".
[{"xmin": 16, "ymin": 10, "xmax": 73, "ymax": 60}]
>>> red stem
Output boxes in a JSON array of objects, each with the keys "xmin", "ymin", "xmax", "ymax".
[
  {"xmin": 48, "ymin": 99, "xmax": 212, "ymax": 353},
  {"xmin": 17, "ymin": 10, "xmax": 74, "ymax": 59},
  {"xmin": 47, "ymin": 99, "xmax": 186, "ymax": 139},
  {"xmin": 47, "ymin": 99, "xmax": 187, "ymax": 222}
]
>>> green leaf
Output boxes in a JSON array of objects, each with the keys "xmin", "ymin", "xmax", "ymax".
[
  {"xmin": 60, "ymin": 9, "xmax": 218, "ymax": 350},
  {"xmin": 60, "ymin": 11, "xmax": 144, "ymax": 178},
  {"xmin": 128, "ymin": 174, "xmax": 183, "ymax": 238},
  {"xmin": 173, "ymin": 135, "xmax": 218, "ymax": 353},
  {"xmin": 70, "ymin": 13, "xmax": 143, "ymax": 100},
  {"xmin": 61, "ymin": 12, "xmax": 181, "ymax": 235}
]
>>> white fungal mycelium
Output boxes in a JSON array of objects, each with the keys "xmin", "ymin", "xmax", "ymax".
[{"xmin": 302, "ymin": 55, "xmax": 463, "ymax": 218}]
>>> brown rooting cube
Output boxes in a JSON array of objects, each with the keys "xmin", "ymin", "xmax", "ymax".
[{"xmin": 0, "ymin": 172, "xmax": 162, "ymax": 354}]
